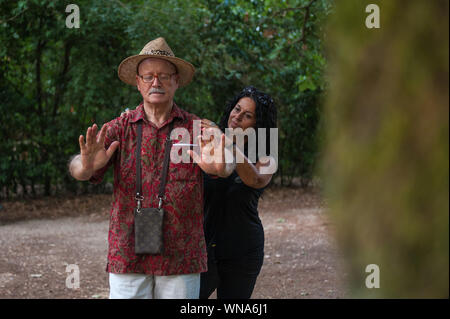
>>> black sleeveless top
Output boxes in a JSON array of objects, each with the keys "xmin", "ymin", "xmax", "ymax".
[{"xmin": 203, "ymin": 171, "xmax": 265, "ymax": 259}]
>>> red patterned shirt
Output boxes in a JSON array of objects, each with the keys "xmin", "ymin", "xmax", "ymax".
[{"xmin": 90, "ymin": 103, "xmax": 207, "ymax": 275}]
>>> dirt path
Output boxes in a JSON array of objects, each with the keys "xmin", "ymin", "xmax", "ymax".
[{"xmin": 0, "ymin": 187, "xmax": 348, "ymax": 299}]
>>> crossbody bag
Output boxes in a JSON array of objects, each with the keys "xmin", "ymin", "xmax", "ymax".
[{"xmin": 134, "ymin": 120, "xmax": 174, "ymax": 254}]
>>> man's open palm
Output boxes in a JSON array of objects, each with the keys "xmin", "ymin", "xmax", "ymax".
[{"xmin": 78, "ymin": 123, "xmax": 119, "ymax": 174}]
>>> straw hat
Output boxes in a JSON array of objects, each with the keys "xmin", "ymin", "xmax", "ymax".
[{"xmin": 118, "ymin": 37, "xmax": 195, "ymax": 87}]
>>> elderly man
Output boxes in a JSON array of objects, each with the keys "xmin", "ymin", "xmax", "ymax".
[{"xmin": 69, "ymin": 37, "xmax": 208, "ymax": 299}]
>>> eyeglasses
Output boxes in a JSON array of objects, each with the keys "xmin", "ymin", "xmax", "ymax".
[{"xmin": 138, "ymin": 72, "xmax": 177, "ymax": 84}]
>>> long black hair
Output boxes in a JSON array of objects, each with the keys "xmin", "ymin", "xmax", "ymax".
[{"xmin": 218, "ymin": 86, "xmax": 277, "ymax": 162}]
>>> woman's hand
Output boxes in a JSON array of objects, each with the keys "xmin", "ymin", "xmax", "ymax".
[
  {"xmin": 120, "ymin": 108, "xmax": 130, "ymax": 117},
  {"xmin": 200, "ymin": 119, "xmax": 218, "ymax": 130}
]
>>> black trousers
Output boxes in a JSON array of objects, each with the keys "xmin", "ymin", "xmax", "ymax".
[{"xmin": 200, "ymin": 247, "xmax": 264, "ymax": 299}]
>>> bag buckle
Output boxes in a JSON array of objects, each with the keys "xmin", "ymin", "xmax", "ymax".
[
  {"xmin": 157, "ymin": 195, "xmax": 165, "ymax": 210},
  {"xmin": 135, "ymin": 193, "xmax": 144, "ymax": 213}
]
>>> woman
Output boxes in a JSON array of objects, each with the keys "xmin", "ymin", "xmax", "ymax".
[{"xmin": 195, "ymin": 86, "xmax": 277, "ymax": 299}]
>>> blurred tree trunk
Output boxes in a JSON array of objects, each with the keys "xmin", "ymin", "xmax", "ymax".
[{"xmin": 320, "ymin": 0, "xmax": 448, "ymax": 298}]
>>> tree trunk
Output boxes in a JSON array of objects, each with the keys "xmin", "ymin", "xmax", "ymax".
[
  {"xmin": 52, "ymin": 41, "xmax": 72, "ymax": 119},
  {"xmin": 321, "ymin": 0, "xmax": 449, "ymax": 298}
]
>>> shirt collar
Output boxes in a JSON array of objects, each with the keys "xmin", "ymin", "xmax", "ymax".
[{"xmin": 129, "ymin": 102, "xmax": 185, "ymax": 124}]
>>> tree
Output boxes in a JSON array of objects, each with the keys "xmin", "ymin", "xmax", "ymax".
[
  {"xmin": 320, "ymin": 0, "xmax": 449, "ymax": 297},
  {"xmin": 0, "ymin": 0, "xmax": 331, "ymax": 197}
]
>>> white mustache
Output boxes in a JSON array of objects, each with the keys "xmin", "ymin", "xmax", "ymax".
[{"xmin": 148, "ymin": 88, "xmax": 165, "ymax": 95}]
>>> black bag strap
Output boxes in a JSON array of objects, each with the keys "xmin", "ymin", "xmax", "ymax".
[
  {"xmin": 135, "ymin": 120, "xmax": 174, "ymax": 212},
  {"xmin": 135, "ymin": 122, "xmax": 144, "ymax": 210}
]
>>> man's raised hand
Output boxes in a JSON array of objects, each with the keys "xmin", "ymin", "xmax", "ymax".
[
  {"xmin": 187, "ymin": 128, "xmax": 235, "ymax": 178},
  {"xmin": 70, "ymin": 123, "xmax": 119, "ymax": 181}
]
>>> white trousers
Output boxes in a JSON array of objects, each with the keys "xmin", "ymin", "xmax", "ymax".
[{"xmin": 109, "ymin": 273, "xmax": 200, "ymax": 299}]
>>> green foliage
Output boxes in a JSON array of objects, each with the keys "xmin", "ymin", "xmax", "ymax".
[{"xmin": 0, "ymin": 0, "xmax": 330, "ymax": 197}]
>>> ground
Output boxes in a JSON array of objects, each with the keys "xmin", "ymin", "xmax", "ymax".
[{"xmin": 0, "ymin": 186, "xmax": 348, "ymax": 299}]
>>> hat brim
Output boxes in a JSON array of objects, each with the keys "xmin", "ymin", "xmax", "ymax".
[{"xmin": 118, "ymin": 55, "xmax": 195, "ymax": 87}]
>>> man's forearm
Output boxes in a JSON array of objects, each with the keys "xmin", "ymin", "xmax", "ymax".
[{"xmin": 69, "ymin": 154, "xmax": 93, "ymax": 181}]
